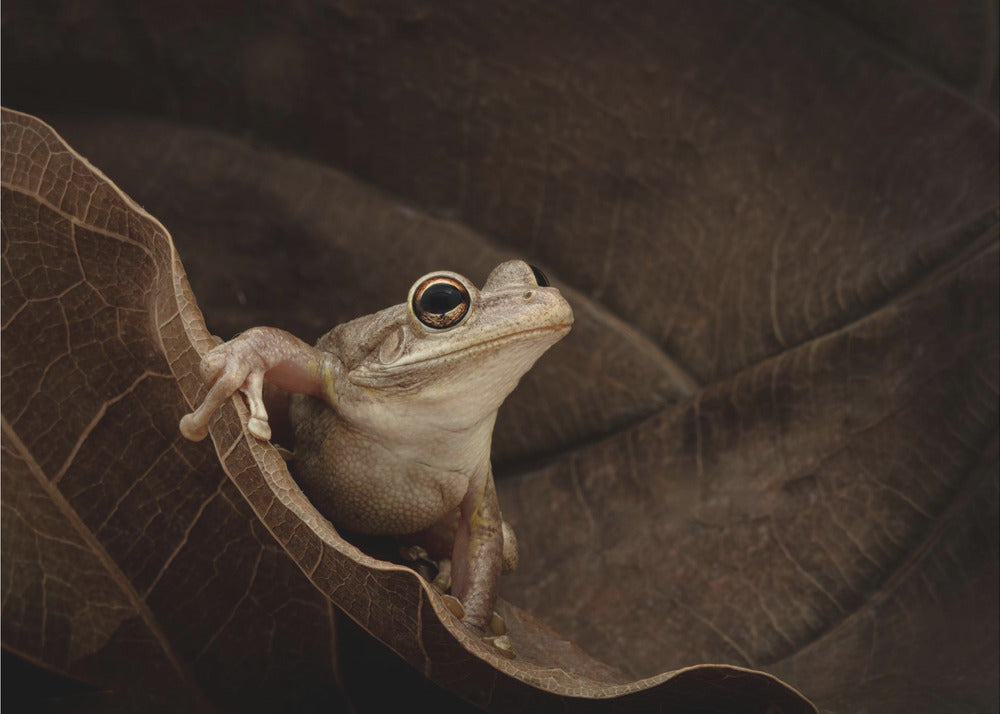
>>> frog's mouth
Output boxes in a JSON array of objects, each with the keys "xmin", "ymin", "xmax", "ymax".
[{"xmin": 350, "ymin": 322, "xmax": 572, "ymax": 386}]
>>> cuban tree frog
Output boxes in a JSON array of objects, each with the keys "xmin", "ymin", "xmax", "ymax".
[{"xmin": 178, "ymin": 260, "xmax": 573, "ymax": 638}]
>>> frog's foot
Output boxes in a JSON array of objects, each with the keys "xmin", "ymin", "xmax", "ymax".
[
  {"xmin": 179, "ymin": 331, "xmax": 275, "ymax": 442},
  {"xmin": 399, "ymin": 544, "xmax": 431, "ymax": 564},
  {"xmin": 440, "ymin": 595, "xmax": 515, "ymax": 659},
  {"xmin": 399, "ymin": 545, "xmax": 434, "ymax": 584},
  {"xmin": 399, "ymin": 546, "xmax": 452, "ymax": 593},
  {"xmin": 431, "ymin": 558, "xmax": 452, "ymax": 593}
]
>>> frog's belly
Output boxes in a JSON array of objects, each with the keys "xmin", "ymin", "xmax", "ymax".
[
  {"xmin": 302, "ymin": 457, "xmax": 468, "ymax": 535},
  {"xmin": 290, "ymin": 402, "xmax": 470, "ymax": 535}
]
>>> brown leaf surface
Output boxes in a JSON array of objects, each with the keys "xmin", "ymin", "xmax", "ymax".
[
  {"xmin": 3, "ymin": 1, "xmax": 998, "ymax": 712},
  {"xmin": 1, "ymin": 111, "xmax": 350, "ymax": 713},
  {"xmin": 1, "ymin": 110, "xmax": 812, "ymax": 712}
]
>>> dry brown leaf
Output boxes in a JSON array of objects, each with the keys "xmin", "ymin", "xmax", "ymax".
[
  {"xmin": 2, "ymin": 109, "xmax": 813, "ymax": 711},
  {"xmin": 1, "ymin": 110, "xmax": 351, "ymax": 713}
]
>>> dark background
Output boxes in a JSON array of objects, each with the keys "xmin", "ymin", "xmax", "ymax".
[{"xmin": 2, "ymin": 2, "xmax": 997, "ymax": 712}]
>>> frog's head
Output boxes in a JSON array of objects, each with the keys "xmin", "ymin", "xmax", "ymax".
[{"xmin": 329, "ymin": 260, "xmax": 573, "ymax": 431}]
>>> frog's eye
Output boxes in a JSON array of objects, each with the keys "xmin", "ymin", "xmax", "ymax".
[
  {"xmin": 411, "ymin": 276, "xmax": 471, "ymax": 329},
  {"xmin": 529, "ymin": 264, "xmax": 549, "ymax": 287}
]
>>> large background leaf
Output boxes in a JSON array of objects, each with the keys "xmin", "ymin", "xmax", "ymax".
[{"xmin": 3, "ymin": 1, "xmax": 997, "ymax": 712}]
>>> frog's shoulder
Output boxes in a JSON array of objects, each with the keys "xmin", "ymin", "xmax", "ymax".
[{"xmin": 314, "ymin": 304, "xmax": 408, "ymax": 362}]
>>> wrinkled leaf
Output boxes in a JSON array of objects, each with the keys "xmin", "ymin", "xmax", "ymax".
[
  {"xmin": 1, "ymin": 111, "xmax": 350, "ymax": 713},
  {"xmin": 1, "ymin": 110, "xmax": 812, "ymax": 711},
  {"xmin": 3, "ymin": 1, "xmax": 998, "ymax": 712}
]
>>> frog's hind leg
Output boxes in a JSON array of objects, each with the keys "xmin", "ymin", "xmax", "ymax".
[
  {"xmin": 408, "ymin": 508, "xmax": 518, "ymax": 577},
  {"xmin": 500, "ymin": 520, "xmax": 518, "ymax": 573},
  {"xmin": 450, "ymin": 475, "xmax": 506, "ymax": 633}
]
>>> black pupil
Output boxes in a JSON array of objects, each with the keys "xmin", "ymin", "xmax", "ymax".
[
  {"xmin": 530, "ymin": 264, "xmax": 549, "ymax": 287},
  {"xmin": 420, "ymin": 283, "xmax": 464, "ymax": 314}
]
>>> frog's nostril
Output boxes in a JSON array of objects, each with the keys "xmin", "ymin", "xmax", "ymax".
[{"xmin": 523, "ymin": 291, "xmax": 534, "ymax": 300}]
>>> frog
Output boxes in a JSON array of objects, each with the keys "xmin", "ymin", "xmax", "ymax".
[{"xmin": 178, "ymin": 259, "xmax": 573, "ymax": 647}]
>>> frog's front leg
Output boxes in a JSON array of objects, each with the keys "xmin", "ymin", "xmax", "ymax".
[
  {"xmin": 179, "ymin": 326, "xmax": 332, "ymax": 442},
  {"xmin": 450, "ymin": 468, "xmax": 504, "ymax": 633}
]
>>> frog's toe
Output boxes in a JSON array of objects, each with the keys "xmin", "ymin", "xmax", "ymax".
[
  {"xmin": 179, "ymin": 413, "xmax": 209, "ymax": 442},
  {"xmin": 399, "ymin": 545, "xmax": 430, "ymax": 562},
  {"xmin": 440, "ymin": 593, "xmax": 515, "ymax": 656},
  {"xmin": 488, "ymin": 611, "xmax": 506, "ymax": 636},
  {"xmin": 430, "ymin": 558, "xmax": 452, "ymax": 593},
  {"xmin": 441, "ymin": 593, "xmax": 465, "ymax": 620},
  {"xmin": 247, "ymin": 416, "xmax": 272, "ymax": 440},
  {"xmin": 242, "ymin": 370, "xmax": 272, "ymax": 439},
  {"xmin": 485, "ymin": 635, "xmax": 516, "ymax": 659}
]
